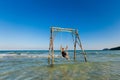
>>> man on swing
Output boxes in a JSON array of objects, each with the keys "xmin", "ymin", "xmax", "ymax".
[{"xmin": 60, "ymin": 45, "xmax": 69, "ymax": 60}]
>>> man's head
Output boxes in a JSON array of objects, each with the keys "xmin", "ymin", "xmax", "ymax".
[{"xmin": 62, "ymin": 48, "xmax": 64, "ymax": 51}]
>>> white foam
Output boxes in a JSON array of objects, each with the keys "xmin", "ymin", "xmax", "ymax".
[
  {"xmin": 0, "ymin": 54, "xmax": 62, "ymax": 58},
  {"xmin": 0, "ymin": 54, "xmax": 18, "ymax": 58}
]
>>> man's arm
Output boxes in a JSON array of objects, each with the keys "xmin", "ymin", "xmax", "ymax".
[
  {"xmin": 60, "ymin": 45, "xmax": 62, "ymax": 52},
  {"xmin": 65, "ymin": 45, "xmax": 68, "ymax": 50}
]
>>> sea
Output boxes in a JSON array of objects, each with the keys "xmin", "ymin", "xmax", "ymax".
[{"xmin": 0, "ymin": 50, "xmax": 120, "ymax": 80}]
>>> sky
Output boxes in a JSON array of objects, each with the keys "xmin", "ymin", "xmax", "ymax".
[{"xmin": 0, "ymin": 0, "xmax": 120, "ymax": 50}]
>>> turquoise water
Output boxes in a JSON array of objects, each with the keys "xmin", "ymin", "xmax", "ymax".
[{"xmin": 0, "ymin": 50, "xmax": 120, "ymax": 80}]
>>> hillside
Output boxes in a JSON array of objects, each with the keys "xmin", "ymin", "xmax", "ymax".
[{"xmin": 110, "ymin": 46, "xmax": 120, "ymax": 50}]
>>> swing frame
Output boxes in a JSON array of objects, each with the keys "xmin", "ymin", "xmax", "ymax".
[{"xmin": 48, "ymin": 27, "xmax": 87, "ymax": 64}]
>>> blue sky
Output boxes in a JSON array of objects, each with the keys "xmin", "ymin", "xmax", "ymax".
[{"xmin": 0, "ymin": 0, "xmax": 120, "ymax": 50}]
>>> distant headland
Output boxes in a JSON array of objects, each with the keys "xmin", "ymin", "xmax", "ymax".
[{"xmin": 103, "ymin": 46, "xmax": 120, "ymax": 50}]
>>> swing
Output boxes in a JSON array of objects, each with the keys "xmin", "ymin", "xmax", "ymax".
[
  {"xmin": 49, "ymin": 27, "xmax": 87, "ymax": 64},
  {"xmin": 60, "ymin": 33, "xmax": 69, "ymax": 60}
]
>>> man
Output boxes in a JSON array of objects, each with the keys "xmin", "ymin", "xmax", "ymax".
[{"xmin": 60, "ymin": 45, "xmax": 69, "ymax": 60}]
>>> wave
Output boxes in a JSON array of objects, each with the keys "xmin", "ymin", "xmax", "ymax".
[{"xmin": 0, "ymin": 53, "xmax": 62, "ymax": 58}]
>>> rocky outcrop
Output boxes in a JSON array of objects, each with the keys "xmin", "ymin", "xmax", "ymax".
[
  {"xmin": 103, "ymin": 46, "xmax": 120, "ymax": 50},
  {"xmin": 110, "ymin": 46, "xmax": 120, "ymax": 50}
]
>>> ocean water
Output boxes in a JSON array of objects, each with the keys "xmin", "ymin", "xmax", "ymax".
[{"xmin": 0, "ymin": 50, "xmax": 120, "ymax": 80}]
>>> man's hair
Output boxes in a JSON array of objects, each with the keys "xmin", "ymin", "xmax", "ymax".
[{"xmin": 62, "ymin": 48, "xmax": 64, "ymax": 51}]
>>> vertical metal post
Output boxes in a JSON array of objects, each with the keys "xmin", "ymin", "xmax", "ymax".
[
  {"xmin": 48, "ymin": 53, "xmax": 50, "ymax": 64},
  {"xmin": 76, "ymin": 31, "xmax": 87, "ymax": 62},
  {"xmin": 74, "ymin": 31, "xmax": 77, "ymax": 60},
  {"xmin": 51, "ymin": 28, "xmax": 54, "ymax": 64},
  {"xmin": 48, "ymin": 27, "xmax": 54, "ymax": 65},
  {"xmin": 48, "ymin": 35, "xmax": 51, "ymax": 64}
]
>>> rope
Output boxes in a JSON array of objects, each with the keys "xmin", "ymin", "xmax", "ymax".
[
  {"xmin": 60, "ymin": 32, "xmax": 62, "ymax": 45},
  {"xmin": 53, "ymin": 31, "xmax": 57, "ymax": 41},
  {"xmin": 71, "ymin": 33, "xmax": 75, "ymax": 45}
]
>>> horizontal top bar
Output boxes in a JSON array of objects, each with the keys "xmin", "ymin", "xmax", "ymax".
[{"xmin": 51, "ymin": 27, "xmax": 77, "ymax": 33}]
